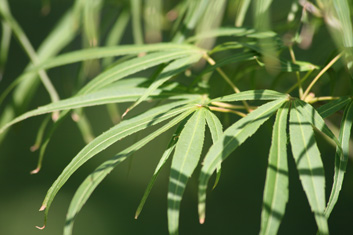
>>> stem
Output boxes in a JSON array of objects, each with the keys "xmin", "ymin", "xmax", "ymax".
[
  {"xmin": 203, "ymin": 53, "xmax": 251, "ymax": 112},
  {"xmin": 0, "ymin": 2, "xmax": 60, "ymax": 108},
  {"xmin": 289, "ymin": 46, "xmax": 303, "ymax": 98},
  {"xmin": 302, "ymin": 52, "xmax": 343, "ymax": 100},
  {"xmin": 211, "ymin": 101, "xmax": 256, "ymax": 110},
  {"xmin": 307, "ymin": 96, "xmax": 339, "ymax": 104},
  {"xmin": 209, "ymin": 106, "xmax": 247, "ymax": 117},
  {"xmin": 286, "ymin": 69, "xmax": 313, "ymax": 94}
]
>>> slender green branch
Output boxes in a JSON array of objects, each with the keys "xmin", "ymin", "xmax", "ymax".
[
  {"xmin": 288, "ymin": 46, "xmax": 303, "ymax": 98},
  {"xmin": 203, "ymin": 53, "xmax": 251, "ymax": 112},
  {"xmin": 286, "ymin": 69, "xmax": 314, "ymax": 94},
  {"xmin": 0, "ymin": 1, "xmax": 60, "ymax": 108},
  {"xmin": 307, "ymin": 96, "xmax": 340, "ymax": 104},
  {"xmin": 302, "ymin": 52, "xmax": 343, "ymax": 100},
  {"xmin": 211, "ymin": 101, "xmax": 256, "ymax": 110},
  {"xmin": 209, "ymin": 106, "xmax": 246, "ymax": 117}
]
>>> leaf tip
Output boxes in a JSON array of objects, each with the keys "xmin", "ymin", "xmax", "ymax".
[
  {"xmin": 35, "ymin": 225, "xmax": 46, "ymax": 230},
  {"xmin": 199, "ymin": 217, "xmax": 205, "ymax": 224},
  {"xmin": 30, "ymin": 145, "xmax": 39, "ymax": 152},
  {"xmin": 30, "ymin": 167, "xmax": 41, "ymax": 174},
  {"xmin": 122, "ymin": 108, "xmax": 130, "ymax": 119},
  {"xmin": 39, "ymin": 205, "xmax": 46, "ymax": 211}
]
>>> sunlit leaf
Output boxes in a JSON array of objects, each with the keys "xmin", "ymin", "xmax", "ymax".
[
  {"xmin": 211, "ymin": 89, "xmax": 288, "ymax": 103},
  {"xmin": 260, "ymin": 102, "xmax": 289, "ymax": 235},
  {"xmin": 289, "ymin": 100, "xmax": 329, "ymax": 234},
  {"xmin": 317, "ymin": 97, "xmax": 351, "ymax": 118},
  {"xmin": 64, "ymin": 109, "xmax": 195, "ymax": 235},
  {"xmin": 168, "ymin": 108, "xmax": 206, "ymax": 235},
  {"xmin": 198, "ymin": 98, "xmax": 287, "ymax": 223},
  {"xmin": 325, "ymin": 100, "xmax": 353, "ymax": 217},
  {"xmin": 39, "ymin": 99, "xmax": 201, "ymax": 226}
]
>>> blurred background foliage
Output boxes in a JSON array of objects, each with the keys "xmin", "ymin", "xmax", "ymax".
[{"xmin": 1, "ymin": 0, "xmax": 353, "ymax": 234}]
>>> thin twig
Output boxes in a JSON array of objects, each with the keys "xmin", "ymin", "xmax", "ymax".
[
  {"xmin": 209, "ymin": 106, "xmax": 247, "ymax": 117},
  {"xmin": 302, "ymin": 52, "xmax": 343, "ymax": 100}
]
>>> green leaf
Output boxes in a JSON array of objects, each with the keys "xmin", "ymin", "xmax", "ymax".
[
  {"xmin": 289, "ymin": 100, "xmax": 329, "ymax": 234},
  {"xmin": 168, "ymin": 108, "xmax": 206, "ymax": 235},
  {"xmin": 0, "ymin": 84, "xmax": 201, "ymax": 134},
  {"xmin": 198, "ymin": 98, "xmax": 287, "ymax": 223},
  {"xmin": 38, "ymin": 99, "xmax": 200, "ymax": 225},
  {"xmin": 295, "ymin": 99, "xmax": 341, "ymax": 151},
  {"xmin": 80, "ymin": 49, "xmax": 201, "ymax": 94},
  {"xmin": 129, "ymin": 53, "xmax": 202, "ymax": 112},
  {"xmin": 211, "ymin": 89, "xmax": 288, "ymax": 103},
  {"xmin": 235, "ymin": 0, "xmax": 251, "ymax": 27},
  {"xmin": 260, "ymin": 102, "xmax": 289, "ymax": 235},
  {"xmin": 63, "ymin": 109, "xmax": 195, "ymax": 235},
  {"xmin": 317, "ymin": 97, "xmax": 351, "ymax": 119},
  {"xmin": 205, "ymin": 110, "xmax": 223, "ymax": 189},
  {"xmin": 186, "ymin": 27, "xmax": 254, "ymax": 43},
  {"xmin": 325, "ymin": 100, "xmax": 353, "ymax": 217},
  {"xmin": 135, "ymin": 119, "xmax": 187, "ymax": 219},
  {"xmin": 29, "ymin": 44, "xmax": 200, "ymax": 72}
]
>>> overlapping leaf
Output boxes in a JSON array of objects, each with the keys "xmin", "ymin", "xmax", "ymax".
[
  {"xmin": 64, "ymin": 109, "xmax": 196, "ymax": 235},
  {"xmin": 38, "ymin": 99, "xmax": 201, "ymax": 226},
  {"xmin": 211, "ymin": 89, "xmax": 288, "ymax": 103},
  {"xmin": 198, "ymin": 98, "xmax": 287, "ymax": 223}
]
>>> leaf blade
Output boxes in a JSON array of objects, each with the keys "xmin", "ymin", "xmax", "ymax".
[
  {"xmin": 260, "ymin": 102, "xmax": 289, "ymax": 235},
  {"xmin": 168, "ymin": 108, "xmax": 206, "ymax": 235},
  {"xmin": 198, "ymin": 98, "xmax": 287, "ymax": 223},
  {"xmin": 289, "ymin": 100, "xmax": 328, "ymax": 234}
]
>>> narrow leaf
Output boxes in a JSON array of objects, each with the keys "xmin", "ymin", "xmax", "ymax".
[
  {"xmin": 260, "ymin": 102, "xmax": 289, "ymax": 235},
  {"xmin": 135, "ymin": 119, "xmax": 187, "ymax": 219},
  {"xmin": 205, "ymin": 110, "xmax": 223, "ymax": 189},
  {"xmin": 39, "ymin": 100, "xmax": 200, "ymax": 225},
  {"xmin": 289, "ymin": 100, "xmax": 329, "ymax": 234},
  {"xmin": 317, "ymin": 97, "xmax": 351, "ymax": 119},
  {"xmin": 211, "ymin": 89, "xmax": 288, "ymax": 103},
  {"xmin": 198, "ymin": 98, "xmax": 287, "ymax": 223},
  {"xmin": 63, "ymin": 110, "xmax": 195, "ymax": 235},
  {"xmin": 325, "ymin": 101, "xmax": 353, "ymax": 217},
  {"xmin": 168, "ymin": 108, "xmax": 206, "ymax": 235}
]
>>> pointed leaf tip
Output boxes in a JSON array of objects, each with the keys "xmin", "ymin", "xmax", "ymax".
[
  {"xmin": 30, "ymin": 167, "xmax": 40, "ymax": 174},
  {"xmin": 39, "ymin": 205, "xmax": 46, "ymax": 211},
  {"xmin": 30, "ymin": 145, "xmax": 39, "ymax": 152},
  {"xmin": 122, "ymin": 108, "xmax": 130, "ymax": 118},
  {"xmin": 199, "ymin": 217, "xmax": 205, "ymax": 224},
  {"xmin": 35, "ymin": 225, "xmax": 45, "ymax": 230}
]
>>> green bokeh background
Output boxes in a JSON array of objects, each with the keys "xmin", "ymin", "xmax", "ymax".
[{"xmin": 1, "ymin": 1, "xmax": 353, "ymax": 234}]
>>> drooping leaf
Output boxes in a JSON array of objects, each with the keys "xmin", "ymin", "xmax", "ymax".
[
  {"xmin": 198, "ymin": 98, "xmax": 287, "ymax": 223},
  {"xmin": 39, "ymin": 99, "xmax": 201, "ymax": 225},
  {"xmin": 325, "ymin": 100, "xmax": 353, "ymax": 217},
  {"xmin": 135, "ymin": 118, "xmax": 188, "ymax": 219},
  {"xmin": 211, "ymin": 89, "xmax": 288, "ymax": 103},
  {"xmin": 289, "ymin": 100, "xmax": 329, "ymax": 234},
  {"xmin": 168, "ymin": 108, "xmax": 206, "ymax": 235},
  {"xmin": 0, "ymin": 85, "xmax": 201, "ymax": 134},
  {"xmin": 260, "ymin": 102, "xmax": 289, "ymax": 235},
  {"xmin": 63, "ymin": 109, "xmax": 195, "ymax": 235}
]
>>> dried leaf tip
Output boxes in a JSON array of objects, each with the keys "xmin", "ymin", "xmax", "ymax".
[
  {"xmin": 30, "ymin": 167, "xmax": 40, "ymax": 174},
  {"xmin": 30, "ymin": 145, "xmax": 39, "ymax": 152},
  {"xmin": 39, "ymin": 205, "xmax": 46, "ymax": 211},
  {"xmin": 122, "ymin": 108, "xmax": 130, "ymax": 119},
  {"xmin": 199, "ymin": 217, "xmax": 205, "ymax": 224},
  {"xmin": 35, "ymin": 225, "xmax": 46, "ymax": 230}
]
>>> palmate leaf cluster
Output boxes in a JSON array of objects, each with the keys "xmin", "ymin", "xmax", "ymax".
[{"xmin": 0, "ymin": 0, "xmax": 353, "ymax": 234}]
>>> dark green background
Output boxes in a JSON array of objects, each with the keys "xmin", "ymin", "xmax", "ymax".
[{"xmin": 1, "ymin": 1, "xmax": 353, "ymax": 234}]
